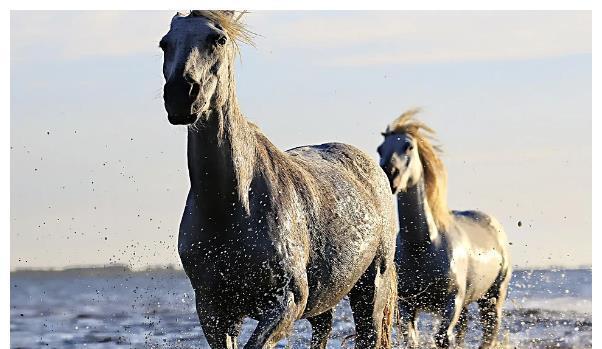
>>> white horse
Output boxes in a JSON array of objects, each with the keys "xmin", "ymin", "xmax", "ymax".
[{"xmin": 377, "ymin": 110, "xmax": 512, "ymax": 349}]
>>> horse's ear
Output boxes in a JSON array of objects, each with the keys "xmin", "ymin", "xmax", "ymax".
[
  {"xmin": 222, "ymin": 10, "xmax": 236, "ymax": 18},
  {"xmin": 172, "ymin": 11, "xmax": 187, "ymax": 22},
  {"xmin": 188, "ymin": 10, "xmax": 235, "ymax": 18}
]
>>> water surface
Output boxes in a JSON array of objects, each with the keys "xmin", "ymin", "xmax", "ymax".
[{"xmin": 10, "ymin": 267, "xmax": 592, "ymax": 348}]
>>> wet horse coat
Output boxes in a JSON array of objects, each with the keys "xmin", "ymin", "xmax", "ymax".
[
  {"xmin": 161, "ymin": 11, "xmax": 398, "ymax": 349},
  {"xmin": 377, "ymin": 110, "xmax": 511, "ymax": 348}
]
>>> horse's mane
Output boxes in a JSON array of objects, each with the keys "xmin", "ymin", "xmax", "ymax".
[
  {"xmin": 385, "ymin": 109, "xmax": 451, "ymax": 231},
  {"xmin": 188, "ymin": 10, "xmax": 255, "ymax": 50}
]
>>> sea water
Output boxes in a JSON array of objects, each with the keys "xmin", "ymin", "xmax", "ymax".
[{"xmin": 10, "ymin": 267, "xmax": 591, "ymax": 348}]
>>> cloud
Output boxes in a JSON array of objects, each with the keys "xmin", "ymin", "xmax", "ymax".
[
  {"xmin": 11, "ymin": 11, "xmax": 592, "ymax": 65},
  {"xmin": 11, "ymin": 11, "xmax": 172, "ymax": 62},
  {"xmin": 248, "ymin": 11, "xmax": 592, "ymax": 66}
]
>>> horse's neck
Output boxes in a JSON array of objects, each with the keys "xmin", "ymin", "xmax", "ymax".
[
  {"xmin": 186, "ymin": 99, "xmax": 257, "ymax": 217},
  {"xmin": 396, "ymin": 178, "xmax": 440, "ymax": 245}
]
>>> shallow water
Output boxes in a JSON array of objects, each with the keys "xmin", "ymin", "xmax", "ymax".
[{"xmin": 10, "ymin": 267, "xmax": 591, "ymax": 348}]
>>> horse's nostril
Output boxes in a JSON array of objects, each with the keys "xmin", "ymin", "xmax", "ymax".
[
  {"xmin": 183, "ymin": 73, "xmax": 195, "ymax": 84},
  {"xmin": 383, "ymin": 165, "xmax": 398, "ymax": 178},
  {"xmin": 190, "ymin": 83, "xmax": 200, "ymax": 99},
  {"xmin": 163, "ymin": 78, "xmax": 200, "ymax": 119},
  {"xmin": 164, "ymin": 78, "xmax": 198, "ymax": 102}
]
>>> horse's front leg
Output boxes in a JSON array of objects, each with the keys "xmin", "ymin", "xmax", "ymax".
[
  {"xmin": 196, "ymin": 295, "xmax": 243, "ymax": 349},
  {"xmin": 244, "ymin": 276, "xmax": 308, "ymax": 349},
  {"xmin": 308, "ymin": 309, "xmax": 334, "ymax": 349},
  {"xmin": 454, "ymin": 307, "xmax": 469, "ymax": 348},
  {"xmin": 199, "ymin": 320, "xmax": 240, "ymax": 349},
  {"xmin": 435, "ymin": 294, "xmax": 463, "ymax": 348},
  {"xmin": 398, "ymin": 302, "xmax": 418, "ymax": 348}
]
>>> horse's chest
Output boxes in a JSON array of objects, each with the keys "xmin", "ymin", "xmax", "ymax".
[
  {"xmin": 182, "ymin": 238, "xmax": 270, "ymax": 277},
  {"xmin": 179, "ymin": 230, "xmax": 288, "ymax": 305},
  {"xmin": 396, "ymin": 247, "xmax": 454, "ymax": 306}
]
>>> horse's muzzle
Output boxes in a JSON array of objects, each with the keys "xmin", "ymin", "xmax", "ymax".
[
  {"xmin": 381, "ymin": 165, "xmax": 400, "ymax": 194},
  {"xmin": 163, "ymin": 77, "xmax": 201, "ymax": 125},
  {"xmin": 167, "ymin": 113, "xmax": 198, "ymax": 125}
]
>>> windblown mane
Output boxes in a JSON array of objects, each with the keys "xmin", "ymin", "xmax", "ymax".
[
  {"xmin": 188, "ymin": 10, "xmax": 255, "ymax": 50},
  {"xmin": 385, "ymin": 109, "xmax": 451, "ymax": 231}
]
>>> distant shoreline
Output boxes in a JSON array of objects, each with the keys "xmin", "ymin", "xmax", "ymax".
[{"xmin": 10, "ymin": 264, "xmax": 592, "ymax": 276}]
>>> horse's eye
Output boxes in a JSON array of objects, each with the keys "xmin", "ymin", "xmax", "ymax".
[
  {"xmin": 209, "ymin": 33, "xmax": 227, "ymax": 47},
  {"xmin": 403, "ymin": 142, "xmax": 413, "ymax": 153}
]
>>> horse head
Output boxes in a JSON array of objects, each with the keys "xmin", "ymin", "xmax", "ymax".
[
  {"xmin": 159, "ymin": 11, "xmax": 252, "ymax": 125},
  {"xmin": 377, "ymin": 112, "xmax": 424, "ymax": 195}
]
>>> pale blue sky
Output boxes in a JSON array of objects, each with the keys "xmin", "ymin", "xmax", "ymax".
[{"xmin": 10, "ymin": 11, "xmax": 591, "ymax": 269}]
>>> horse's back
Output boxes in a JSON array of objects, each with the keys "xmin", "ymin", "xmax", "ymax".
[
  {"xmin": 452, "ymin": 210, "xmax": 508, "ymax": 247},
  {"xmin": 286, "ymin": 142, "xmax": 393, "ymax": 215},
  {"xmin": 287, "ymin": 142, "xmax": 390, "ymax": 196},
  {"xmin": 451, "ymin": 210, "xmax": 511, "ymax": 301}
]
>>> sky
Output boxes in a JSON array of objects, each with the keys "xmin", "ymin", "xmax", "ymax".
[{"xmin": 10, "ymin": 11, "xmax": 591, "ymax": 270}]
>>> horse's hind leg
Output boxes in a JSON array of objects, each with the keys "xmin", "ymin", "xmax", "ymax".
[
  {"xmin": 308, "ymin": 309, "xmax": 334, "ymax": 349},
  {"xmin": 454, "ymin": 307, "xmax": 469, "ymax": 348},
  {"xmin": 348, "ymin": 258, "xmax": 396, "ymax": 349},
  {"xmin": 477, "ymin": 272, "xmax": 510, "ymax": 349},
  {"xmin": 477, "ymin": 298, "xmax": 502, "ymax": 349}
]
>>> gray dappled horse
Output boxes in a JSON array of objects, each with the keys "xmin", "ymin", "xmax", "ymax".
[
  {"xmin": 377, "ymin": 110, "xmax": 512, "ymax": 349},
  {"xmin": 160, "ymin": 11, "xmax": 398, "ymax": 349}
]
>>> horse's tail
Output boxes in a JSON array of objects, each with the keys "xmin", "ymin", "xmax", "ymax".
[{"xmin": 380, "ymin": 263, "xmax": 398, "ymax": 349}]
